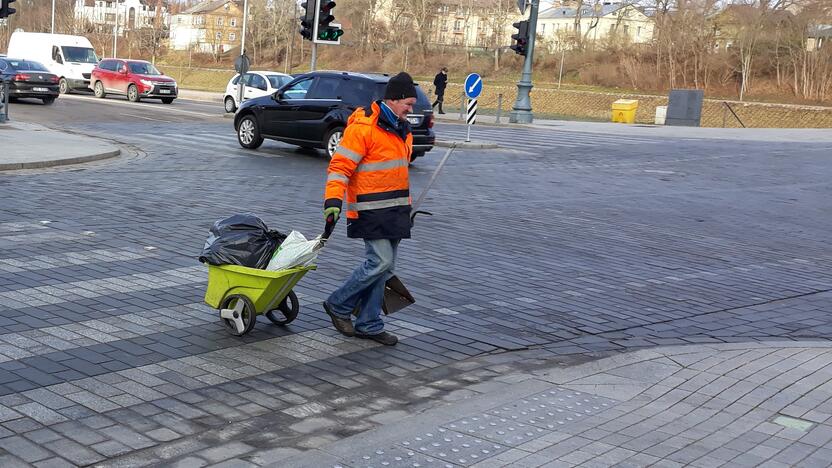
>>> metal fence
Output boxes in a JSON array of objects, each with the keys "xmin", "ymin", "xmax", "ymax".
[{"xmin": 419, "ymin": 81, "xmax": 832, "ymax": 128}]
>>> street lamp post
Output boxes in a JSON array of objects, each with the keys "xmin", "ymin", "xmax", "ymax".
[
  {"xmin": 113, "ymin": 1, "xmax": 119, "ymax": 57},
  {"xmin": 509, "ymin": 0, "xmax": 539, "ymax": 124},
  {"xmin": 51, "ymin": 0, "xmax": 55, "ymax": 34},
  {"xmin": 240, "ymin": 0, "xmax": 248, "ymax": 57},
  {"xmin": 237, "ymin": 0, "xmax": 249, "ymax": 106}
]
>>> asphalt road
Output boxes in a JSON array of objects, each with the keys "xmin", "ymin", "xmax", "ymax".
[
  {"xmin": 9, "ymin": 92, "xmax": 224, "ymax": 124},
  {"xmin": 2, "ymin": 93, "xmax": 832, "ymax": 466}
]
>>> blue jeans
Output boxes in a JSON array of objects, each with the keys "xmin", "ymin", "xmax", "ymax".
[{"xmin": 327, "ymin": 239, "xmax": 399, "ymax": 335}]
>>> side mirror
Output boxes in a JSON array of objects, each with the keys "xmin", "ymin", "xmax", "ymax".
[
  {"xmin": 56, "ymin": 55, "xmax": 64, "ymax": 64},
  {"xmin": 121, "ymin": 67, "xmax": 128, "ymax": 75},
  {"xmin": 273, "ymin": 91, "xmax": 283, "ymax": 101}
]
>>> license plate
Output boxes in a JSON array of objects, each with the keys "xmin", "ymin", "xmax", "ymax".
[
  {"xmin": 33, "ymin": 87, "xmax": 49, "ymax": 92},
  {"xmin": 407, "ymin": 116, "xmax": 420, "ymax": 125},
  {"xmin": 159, "ymin": 89, "xmax": 171, "ymax": 94}
]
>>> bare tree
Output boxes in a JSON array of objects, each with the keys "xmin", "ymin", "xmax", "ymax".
[
  {"xmin": 480, "ymin": 0, "xmax": 515, "ymax": 69},
  {"xmin": 399, "ymin": 0, "xmax": 440, "ymax": 58}
]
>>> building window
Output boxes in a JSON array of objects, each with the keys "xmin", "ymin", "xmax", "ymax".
[
  {"xmin": 230, "ymin": 18, "xmax": 237, "ymax": 27},
  {"xmin": 637, "ymin": 26, "xmax": 642, "ymax": 37},
  {"xmin": 541, "ymin": 24, "xmax": 546, "ymax": 34},
  {"xmin": 216, "ymin": 32, "xmax": 222, "ymax": 40},
  {"xmin": 454, "ymin": 20, "xmax": 462, "ymax": 31},
  {"xmin": 197, "ymin": 16, "xmax": 205, "ymax": 25},
  {"xmin": 229, "ymin": 32, "xmax": 236, "ymax": 41},
  {"xmin": 217, "ymin": 17, "xmax": 224, "ymax": 26},
  {"xmin": 623, "ymin": 25, "xmax": 629, "ymax": 35}
]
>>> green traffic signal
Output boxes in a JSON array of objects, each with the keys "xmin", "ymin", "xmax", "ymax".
[{"xmin": 318, "ymin": 27, "xmax": 343, "ymax": 41}]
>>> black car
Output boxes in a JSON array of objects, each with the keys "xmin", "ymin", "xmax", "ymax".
[
  {"xmin": 0, "ymin": 58, "xmax": 60, "ymax": 105},
  {"xmin": 234, "ymin": 71, "xmax": 435, "ymax": 161}
]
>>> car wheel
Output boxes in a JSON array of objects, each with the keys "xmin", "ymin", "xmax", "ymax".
[
  {"xmin": 161, "ymin": 97, "xmax": 174, "ymax": 104},
  {"xmin": 324, "ymin": 126, "xmax": 344, "ymax": 159},
  {"xmin": 58, "ymin": 78, "xmax": 70, "ymax": 94},
  {"xmin": 127, "ymin": 84, "xmax": 140, "ymax": 102},
  {"xmin": 237, "ymin": 115, "xmax": 264, "ymax": 149},
  {"xmin": 410, "ymin": 151, "xmax": 425, "ymax": 163},
  {"xmin": 224, "ymin": 96, "xmax": 237, "ymax": 113},
  {"xmin": 93, "ymin": 81, "xmax": 106, "ymax": 98},
  {"xmin": 41, "ymin": 97, "xmax": 56, "ymax": 105}
]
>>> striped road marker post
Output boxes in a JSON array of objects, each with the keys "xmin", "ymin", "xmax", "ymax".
[{"xmin": 466, "ymin": 98, "xmax": 477, "ymax": 142}]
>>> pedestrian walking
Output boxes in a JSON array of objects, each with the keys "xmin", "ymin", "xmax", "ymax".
[
  {"xmin": 432, "ymin": 67, "xmax": 448, "ymax": 114},
  {"xmin": 321, "ymin": 72, "xmax": 419, "ymax": 347}
]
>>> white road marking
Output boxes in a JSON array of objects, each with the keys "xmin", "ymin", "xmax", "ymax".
[{"xmin": 61, "ymin": 94, "xmax": 221, "ymax": 118}]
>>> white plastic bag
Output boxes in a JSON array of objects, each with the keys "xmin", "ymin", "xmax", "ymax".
[{"xmin": 267, "ymin": 231, "xmax": 321, "ymax": 271}]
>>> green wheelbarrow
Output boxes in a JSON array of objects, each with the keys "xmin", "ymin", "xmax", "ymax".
[
  {"xmin": 204, "ymin": 263, "xmax": 316, "ymax": 336},
  {"xmin": 203, "ymin": 219, "xmax": 336, "ymax": 336}
]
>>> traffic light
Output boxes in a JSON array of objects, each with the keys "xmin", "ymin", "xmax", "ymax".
[
  {"xmin": 0, "ymin": 0, "xmax": 17, "ymax": 19},
  {"xmin": 299, "ymin": 0, "xmax": 315, "ymax": 41},
  {"xmin": 315, "ymin": 0, "xmax": 343, "ymax": 43},
  {"xmin": 510, "ymin": 20, "xmax": 529, "ymax": 56}
]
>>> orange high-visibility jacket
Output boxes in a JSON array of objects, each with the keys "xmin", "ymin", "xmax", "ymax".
[{"xmin": 324, "ymin": 101, "xmax": 413, "ymax": 240}]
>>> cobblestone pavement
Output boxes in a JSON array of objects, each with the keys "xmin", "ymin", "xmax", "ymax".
[
  {"xmin": 1, "ymin": 106, "xmax": 832, "ymax": 467},
  {"xmin": 277, "ymin": 342, "xmax": 832, "ymax": 468}
]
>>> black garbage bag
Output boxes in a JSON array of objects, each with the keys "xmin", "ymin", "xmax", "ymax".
[{"xmin": 199, "ymin": 213, "xmax": 286, "ymax": 269}]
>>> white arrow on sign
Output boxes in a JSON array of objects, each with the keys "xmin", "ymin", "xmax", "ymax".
[{"xmin": 468, "ymin": 76, "xmax": 482, "ymax": 94}]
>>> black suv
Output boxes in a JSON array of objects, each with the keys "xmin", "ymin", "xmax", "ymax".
[{"xmin": 234, "ymin": 71, "xmax": 435, "ymax": 161}]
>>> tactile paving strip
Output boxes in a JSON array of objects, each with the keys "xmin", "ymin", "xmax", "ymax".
[
  {"xmin": 395, "ymin": 428, "xmax": 510, "ymax": 467},
  {"xmin": 488, "ymin": 387, "xmax": 618, "ymax": 430},
  {"xmin": 345, "ymin": 445, "xmax": 458, "ymax": 468},
  {"xmin": 443, "ymin": 413, "xmax": 549, "ymax": 446}
]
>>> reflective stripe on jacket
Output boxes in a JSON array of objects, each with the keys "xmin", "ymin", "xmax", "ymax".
[{"xmin": 324, "ymin": 101, "xmax": 413, "ymax": 240}]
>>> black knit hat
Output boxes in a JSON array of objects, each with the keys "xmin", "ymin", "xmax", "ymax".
[{"xmin": 384, "ymin": 72, "xmax": 417, "ymax": 100}]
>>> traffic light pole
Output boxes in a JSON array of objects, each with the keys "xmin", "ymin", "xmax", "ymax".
[
  {"xmin": 311, "ymin": 42, "xmax": 317, "ymax": 71},
  {"xmin": 509, "ymin": 0, "xmax": 539, "ymax": 124}
]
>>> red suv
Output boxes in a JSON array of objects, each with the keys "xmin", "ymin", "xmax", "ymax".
[{"xmin": 90, "ymin": 59, "xmax": 178, "ymax": 104}]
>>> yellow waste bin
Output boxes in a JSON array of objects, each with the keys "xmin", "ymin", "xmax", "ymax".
[{"xmin": 611, "ymin": 99, "xmax": 639, "ymax": 124}]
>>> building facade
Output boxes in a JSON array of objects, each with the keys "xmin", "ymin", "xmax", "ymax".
[
  {"xmin": 537, "ymin": 2, "xmax": 654, "ymax": 51},
  {"xmin": 74, "ymin": 0, "xmax": 170, "ymax": 34},
  {"xmin": 373, "ymin": 0, "xmax": 653, "ymax": 51},
  {"xmin": 169, "ymin": 0, "xmax": 242, "ymax": 53}
]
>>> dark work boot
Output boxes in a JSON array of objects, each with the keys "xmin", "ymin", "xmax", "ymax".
[
  {"xmin": 354, "ymin": 331, "xmax": 398, "ymax": 346},
  {"xmin": 323, "ymin": 301, "xmax": 354, "ymax": 337},
  {"xmin": 438, "ymin": 102, "xmax": 446, "ymax": 114}
]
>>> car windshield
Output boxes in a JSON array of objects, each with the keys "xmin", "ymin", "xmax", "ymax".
[
  {"xmin": 129, "ymin": 62, "xmax": 161, "ymax": 75},
  {"xmin": 62, "ymin": 46, "xmax": 98, "ymax": 64},
  {"xmin": 266, "ymin": 75, "xmax": 291, "ymax": 89},
  {"xmin": 7, "ymin": 60, "xmax": 49, "ymax": 71}
]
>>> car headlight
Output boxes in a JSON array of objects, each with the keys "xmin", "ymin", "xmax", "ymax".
[{"xmin": 140, "ymin": 79, "xmax": 152, "ymax": 87}]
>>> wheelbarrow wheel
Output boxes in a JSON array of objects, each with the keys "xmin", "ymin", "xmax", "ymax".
[
  {"xmin": 220, "ymin": 294, "xmax": 257, "ymax": 336},
  {"xmin": 265, "ymin": 290, "xmax": 300, "ymax": 326}
]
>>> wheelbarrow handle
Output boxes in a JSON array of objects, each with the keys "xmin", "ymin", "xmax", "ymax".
[
  {"xmin": 410, "ymin": 210, "xmax": 433, "ymax": 226},
  {"xmin": 323, "ymin": 215, "xmax": 338, "ymax": 240}
]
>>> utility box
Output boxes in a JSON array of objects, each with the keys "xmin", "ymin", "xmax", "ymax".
[
  {"xmin": 655, "ymin": 106, "xmax": 667, "ymax": 125},
  {"xmin": 611, "ymin": 99, "xmax": 639, "ymax": 124},
  {"xmin": 666, "ymin": 90, "xmax": 704, "ymax": 127}
]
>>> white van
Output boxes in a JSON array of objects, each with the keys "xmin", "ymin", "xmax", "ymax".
[{"xmin": 6, "ymin": 32, "xmax": 99, "ymax": 94}]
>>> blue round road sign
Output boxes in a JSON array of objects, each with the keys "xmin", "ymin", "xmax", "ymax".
[{"xmin": 464, "ymin": 73, "xmax": 483, "ymax": 99}]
